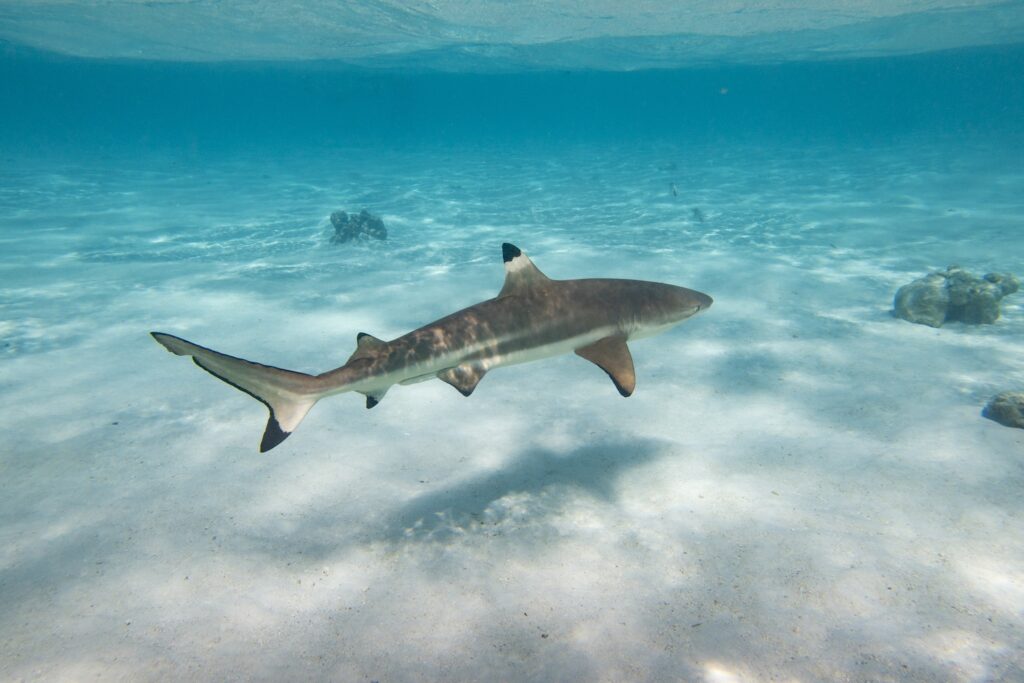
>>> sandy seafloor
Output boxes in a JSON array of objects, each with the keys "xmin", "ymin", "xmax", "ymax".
[{"xmin": 1, "ymin": 137, "xmax": 1023, "ymax": 682}]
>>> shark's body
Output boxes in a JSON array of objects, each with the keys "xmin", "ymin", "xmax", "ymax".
[{"xmin": 152, "ymin": 244, "xmax": 712, "ymax": 451}]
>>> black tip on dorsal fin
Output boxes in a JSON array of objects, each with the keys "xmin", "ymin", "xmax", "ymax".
[{"xmin": 499, "ymin": 243, "xmax": 550, "ymax": 297}]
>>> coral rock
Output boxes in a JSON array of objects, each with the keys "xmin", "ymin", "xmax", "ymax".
[
  {"xmin": 893, "ymin": 266, "xmax": 1017, "ymax": 327},
  {"xmin": 330, "ymin": 209, "xmax": 387, "ymax": 244},
  {"xmin": 983, "ymin": 392, "xmax": 1024, "ymax": 429}
]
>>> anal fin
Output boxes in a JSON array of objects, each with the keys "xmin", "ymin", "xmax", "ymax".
[
  {"xmin": 359, "ymin": 387, "xmax": 389, "ymax": 409},
  {"xmin": 575, "ymin": 336, "xmax": 635, "ymax": 397},
  {"xmin": 438, "ymin": 364, "xmax": 487, "ymax": 397}
]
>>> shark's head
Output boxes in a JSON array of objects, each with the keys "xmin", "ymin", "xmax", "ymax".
[
  {"xmin": 625, "ymin": 282, "xmax": 712, "ymax": 339},
  {"xmin": 693, "ymin": 288, "xmax": 714, "ymax": 314},
  {"xmin": 666, "ymin": 284, "xmax": 713, "ymax": 321}
]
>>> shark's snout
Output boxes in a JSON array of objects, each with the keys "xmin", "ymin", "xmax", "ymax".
[{"xmin": 694, "ymin": 291, "xmax": 713, "ymax": 311}]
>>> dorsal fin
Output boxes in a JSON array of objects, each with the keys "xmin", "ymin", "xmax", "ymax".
[
  {"xmin": 499, "ymin": 243, "xmax": 550, "ymax": 297},
  {"xmin": 347, "ymin": 332, "xmax": 387, "ymax": 363}
]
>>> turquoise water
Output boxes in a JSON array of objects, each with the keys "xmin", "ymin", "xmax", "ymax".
[
  {"xmin": 4, "ymin": 41, "xmax": 1024, "ymax": 153},
  {"xmin": 2, "ymin": 7, "xmax": 1024, "ymax": 682}
]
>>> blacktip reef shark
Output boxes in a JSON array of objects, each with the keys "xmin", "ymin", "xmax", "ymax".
[{"xmin": 151, "ymin": 244, "xmax": 712, "ymax": 452}]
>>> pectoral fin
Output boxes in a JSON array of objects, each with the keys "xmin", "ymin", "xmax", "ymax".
[
  {"xmin": 575, "ymin": 336, "xmax": 635, "ymax": 397},
  {"xmin": 438, "ymin": 364, "xmax": 487, "ymax": 397}
]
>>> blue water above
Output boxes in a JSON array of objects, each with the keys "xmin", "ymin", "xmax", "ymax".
[{"xmin": 3, "ymin": 42, "xmax": 1023, "ymax": 156}]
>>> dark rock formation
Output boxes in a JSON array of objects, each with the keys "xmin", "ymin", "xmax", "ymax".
[
  {"xmin": 893, "ymin": 266, "xmax": 1018, "ymax": 327},
  {"xmin": 330, "ymin": 210, "xmax": 387, "ymax": 244},
  {"xmin": 983, "ymin": 392, "xmax": 1024, "ymax": 429}
]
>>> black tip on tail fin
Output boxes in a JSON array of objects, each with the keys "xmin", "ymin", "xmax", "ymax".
[
  {"xmin": 260, "ymin": 415, "xmax": 291, "ymax": 452},
  {"xmin": 151, "ymin": 331, "xmax": 316, "ymax": 453}
]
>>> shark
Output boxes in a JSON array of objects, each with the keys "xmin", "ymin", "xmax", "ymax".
[{"xmin": 151, "ymin": 243, "xmax": 712, "ymax": 452}]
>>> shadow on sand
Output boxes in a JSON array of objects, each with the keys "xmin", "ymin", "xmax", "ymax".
[{"xmin": 376, "ymin": 437, "xmax": 669, "ymax": 544}]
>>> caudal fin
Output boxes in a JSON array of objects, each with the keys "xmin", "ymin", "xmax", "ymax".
[{"xmin": 151, "ymin": 332, "xmax": 320, "ymax": 452}]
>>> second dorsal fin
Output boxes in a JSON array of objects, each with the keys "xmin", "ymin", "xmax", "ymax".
[
  {"xmin": 347, "ymin": 332, "xmax": 387, "ymax": 363},
  {"xmin": 499, "ymin": 243, "xmax": 550, "ymax": 297}
]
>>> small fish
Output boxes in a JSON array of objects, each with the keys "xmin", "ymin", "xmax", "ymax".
[
  {"xmin": 691, "ymin": 207, "xmax": 705, "ymax": 223},
  {"xmin": 152, "ymin": 244, "xmax": 712, "ymax": 451}
]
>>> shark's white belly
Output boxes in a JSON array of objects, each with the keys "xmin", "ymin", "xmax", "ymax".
[
  {"xmin": 351, "ymin": 324, "xmax": 622, "ymax": 393},
  {"xmin": 482, "ymin": 325, "xmax": 620, "ymax": 370}
]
